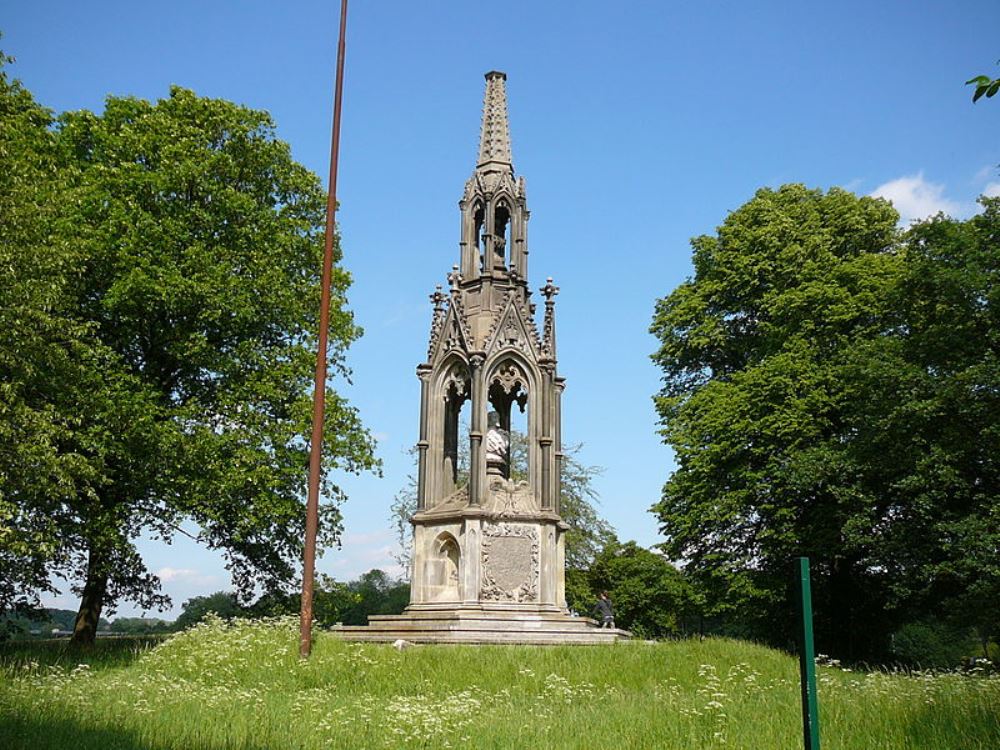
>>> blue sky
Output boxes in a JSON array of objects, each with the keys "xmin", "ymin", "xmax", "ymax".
[{"xmin": 7, "ymin": 1, "xmax": 999, "ymax": 618}]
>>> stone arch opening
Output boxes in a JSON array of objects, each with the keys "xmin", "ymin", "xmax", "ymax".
[
  {"xmin": 473, "ymin": 202, "xmax": 485, "ymax": 272},
  {"xmin": 493, "ymin": 198, "xmax": 511, "ymax": 271},
  {"xmin": 429, "ymin": 532, "xmax": 461, "ymax": 601},
  {"xmin": 487, "ymin": 359, "xmax": 529, "ymax": 481},
  {"xmin": 441, "ymin": 362, "xmax": 470, "ymax": 493}
]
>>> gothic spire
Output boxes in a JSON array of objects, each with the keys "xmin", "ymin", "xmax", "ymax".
[{"xmin": 477, "ymin": 71, "xmax": 513, "ymax": 172}]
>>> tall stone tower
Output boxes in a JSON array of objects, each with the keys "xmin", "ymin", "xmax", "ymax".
[
  {"xmin": 408, "ymin": 70, "xmax": 566, "ymax": 614},
  {"xmin": 337, "ymin": 73, "xmax": 626, "ymax": 643}
]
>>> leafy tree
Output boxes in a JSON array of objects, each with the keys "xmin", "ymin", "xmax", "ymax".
[
  {"xmin": 559, "ymin": 444, "xmax": 616, "ymax": 570},
  {"xmin": 585, "ymin": 541, "xmax": 695, "ymax": 638},
  {"xmin": 891, "ymin": 618, "xmax": 979, "ymax": 669},
  {"xmin": 245, "ymin": 570, "xmax": 407, "ymax": 626},
  {"xmin": 109, "ymin": 616, "xmax": 172, "ymax": 635},
  {"xmin": 173, "ymin": 591, "xmax": 245, "ymax": 630},
  {"xmin": 0, "ymin": 52, "xmax": 108, "ymax": 619},
  {"xmin": 652, "ymin": 184, "xmax": 1000, "ymax": 661},
  {"xmin": 333, "ymin": 569, "xmax": 410, "ymax": 626},
  {"xmin": 0, "ymin": 73, "xmax": 379, "ymax": 645},
  {"xmin": 650, "ymin": 185, "xmax": 903, "ymax": 658},
  {"xmin": 854, "ymin": 200, "xmax": 1000, "ymax": 655}
]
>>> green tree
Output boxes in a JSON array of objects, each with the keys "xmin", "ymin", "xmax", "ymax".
[
  {"xmin": 650, "ymin": 185, "xmax": 903, "ymax": 658},
  {"xmin": 0, "ymin": 75, "xmax": 378, "ymax": 644},
  {"xmin": 334, "ymin": 569, "xmax": 410, "ymax": 626},
  {"xmin": 0, "ymin": 52, "xmax": 117, "ymax": 619},
  {"xmin": 109, "ymin": 616, "xmax": 172, "ymax": 635},
  {"xmin": 852, "ymin": 199, "xmax": 1000, "ymax": 654},
  {"xmin": 173, "ymin": 591, "xmax": 245, "ymax": 631},
  {"xmin": 245, "ymin": 570, "xmax": 408, "ymax": 626},
  {"xmin": 585, "ymin": 541, "xmax": 695, "ymax": 638}
]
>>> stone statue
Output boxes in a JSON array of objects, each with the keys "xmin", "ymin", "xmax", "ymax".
[{"xmin": 485, "ymin": 410, "xmax": 509, "ymax": 475}]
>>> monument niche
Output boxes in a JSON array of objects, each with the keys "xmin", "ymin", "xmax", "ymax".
[{"xmin": 335, "ymin": 72, "xmax": 628, "ymax": 643}]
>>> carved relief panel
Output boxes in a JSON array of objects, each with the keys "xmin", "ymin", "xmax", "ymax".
[{"xmin": 480, "ymin": 522, "xmax": 539, "ymax": 602}]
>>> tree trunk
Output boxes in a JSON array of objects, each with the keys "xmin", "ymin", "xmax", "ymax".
[{"xmin": 71, "ymin": 545, "xmax": 108, "ymax": 646}]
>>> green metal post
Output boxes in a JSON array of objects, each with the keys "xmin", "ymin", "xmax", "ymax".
[{"xmin": 797, "ymin": 557, "xmax": 821, "ymax": 750}]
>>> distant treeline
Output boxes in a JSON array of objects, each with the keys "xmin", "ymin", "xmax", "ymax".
[{"xmin": 0, "ymin": 608, "xmax": 164, "ymax": 638}]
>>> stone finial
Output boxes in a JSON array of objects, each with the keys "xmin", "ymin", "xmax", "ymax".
[
  {"xmin": 540, "ymin": 277, "xmax": 560, "ymax": 303},
  {"xmin": 447, "ymin": 264, "xmax": 463, "ymax": 294},
  {"xmin": 541, "ymin": 278, "xmax": 559, "ymax": 360},
  {"xmin": 477, "ymin": 71, "xmax": 513, "ymax": 171},
  {"xmin": 429, "ymin": 284, "xmax": 446, "ymax": 311},
  {"xmin": 427, "ymin": 285, "xmax": 449, "ymax": 361}
]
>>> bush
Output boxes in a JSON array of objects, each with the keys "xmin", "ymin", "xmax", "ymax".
[{"xmin": 891, "ymin": 619, "xmax": 979, "ymax": 669}]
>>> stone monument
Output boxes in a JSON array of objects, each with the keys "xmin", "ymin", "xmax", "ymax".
[{"xmin": 336, "ymin": 72, "xmax": 628, "ymax": 643}]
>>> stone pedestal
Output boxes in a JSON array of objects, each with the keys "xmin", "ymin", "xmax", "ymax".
[{"xmin": 333, "ymin": 608, "xmax": 631, "ymax": 645}]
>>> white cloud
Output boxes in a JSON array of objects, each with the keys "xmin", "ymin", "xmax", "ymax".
[
  {"xmin": 983, "ymin": 181, "xmax": 1000, "ymax": 198},
  {"xmin": 870, "ymin": 172, "xmax": 962, "ymax": 224},
  {"xmin": 322, "ymin": 528, "xmax": 406, "ymax": 579},
  {"xmin": 156, "ymin": 566, "xmax": 217, "ymax": 585}
]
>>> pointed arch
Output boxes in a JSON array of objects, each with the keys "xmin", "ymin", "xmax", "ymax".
[
  {"xmin": 433, "ymin": 355, "xmax": 471, "ymax": 496},
  {"xmin": 483, "ymin": 352, "xmax": 538, "ymax": 484},
  {"xmin": 430, "ymin": 531, "xmax": 461, "ymax": 601}
]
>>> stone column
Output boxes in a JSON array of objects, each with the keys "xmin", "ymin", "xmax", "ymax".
[
  {"xmin": 556, "ymin": 527, "xmax": 567, "ymax": 609},
  {"xmin": 459, "ymin": 199, "xmax": 473, "ymax": 280},
  {"xmin": 462, "ymin": 519, "xmax": 482, "ymax": 605},
  {"xmin": 410, "ymin": 524, "xmax": 425, "ymax": 604},
  {"xmin": 416, "ymin": 365, "xmax": 432, "ymax": 510},
  {"xmin": 468, "ymin": 354, "xmax": 484, "ymax": 506},
  {"xmin": 539, "ymin": 366, "xmax": 553, "ymax": 510},
  {"xmin": 554, "ymin": 376, "xmax": 565, "ymax": 515}
]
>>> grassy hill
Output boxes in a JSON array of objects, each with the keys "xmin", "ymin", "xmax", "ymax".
[{"xmin": 2, "ymin": 616, "xmax": 998, "ymax": 749}]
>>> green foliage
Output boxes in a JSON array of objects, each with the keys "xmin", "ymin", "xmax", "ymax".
[
  {"xmin": 0, "ymin": 52, "xmax": 109, "ymax": 617},
  {"xmin": 248, "ymin": 569, "xmax": 409, "ymax": 626},
  {"xmin": 580, "ymin": 540, "xmax": 695, "ymax": 638},
  {"xmin": 967, "ymin": 71, "xmax": 1000, "ymax": 102},
  {"xmin": 3, "ymin": 620, "xmax": 1000, "ymax": 749},
  {"xmin": 891, "ymin": 619, "xmax": 979, "ymax": 670},
  {"xmin": 651, "ymin": 184, "xmax": 903, "ymax": 657},
  {"xmin": 107, "ymin": 617, "xmax": 172, "ymax": 635},
  {"xmin": 332, "ymin": 570, "xmax": 410, "ymax": 626},
  {"xmin": 0, "ymin": 59, "xmax": 378, "ymax": 642},
  {"xmin": 651, "ymin": 184, "xmax": 1000, "ymax": 662},
  {"xmin": 173, "ymin": 592, "xmax": 244, "ymax": 631},
  {"xmin": 0, "ymin": 609, "xmax": 110, "ymax": 640},
  {"xmin": 558, "ymin": 443, "xmax": 616, "ymax": 569}
]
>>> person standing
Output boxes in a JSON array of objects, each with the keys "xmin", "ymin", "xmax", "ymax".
[{"xmin": 595, "ymin": 591, "xmax": 615, "ymax": 629}]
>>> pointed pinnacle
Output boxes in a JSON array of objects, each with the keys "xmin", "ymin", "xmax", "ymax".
[{"xmin": 477, "ymin": 71, "xmax": 513, "ymax": 171}]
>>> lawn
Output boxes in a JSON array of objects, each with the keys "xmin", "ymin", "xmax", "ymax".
[{"xmin": 2, "ymin": 617, "xmax": 998, "ymax": 749}]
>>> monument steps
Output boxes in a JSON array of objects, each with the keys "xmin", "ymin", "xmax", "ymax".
[{"xmin": 332, "ymin": 611, "xmax": 631, "ymax": 644}]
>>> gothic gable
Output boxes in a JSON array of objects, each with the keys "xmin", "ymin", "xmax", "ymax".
[
  {"xmin": 483, "ymin": 292, "xmax": 542, "ymax": 361},
  {"xmin": 429, "ymin": 300, "xmax": 472, "ymax": 366}
]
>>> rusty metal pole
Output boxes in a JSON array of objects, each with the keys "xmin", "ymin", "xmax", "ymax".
[{"xmin": 300, "ymin": 0, "xmax": 349, "ymax": 659}]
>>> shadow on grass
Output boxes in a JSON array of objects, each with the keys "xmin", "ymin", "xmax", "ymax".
[
  {"xmin": 0, "ymin": 637, "xmax": 165, "ymax": 671},
  {"xmin": 901, "ymin": 700, "xmax": 1000, "ymax": 750},
  {"xmin": 0, "ymin": 714, "xmax": 273, "ymax": 750}
]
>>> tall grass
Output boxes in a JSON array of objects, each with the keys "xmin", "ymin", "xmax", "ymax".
[{"xmin": 2, "ymin": 616, "xmax": 998, "ymax": 749}]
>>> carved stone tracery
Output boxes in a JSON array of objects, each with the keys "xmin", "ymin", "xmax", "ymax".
[{"xmin": 490, "ymin": 362, "xmax": 528, "ymax": 396}]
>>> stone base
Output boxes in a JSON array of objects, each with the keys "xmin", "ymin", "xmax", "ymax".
[{"xmin": 331, "ymin": 606, "xmax": 631, "ymax": 645}]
